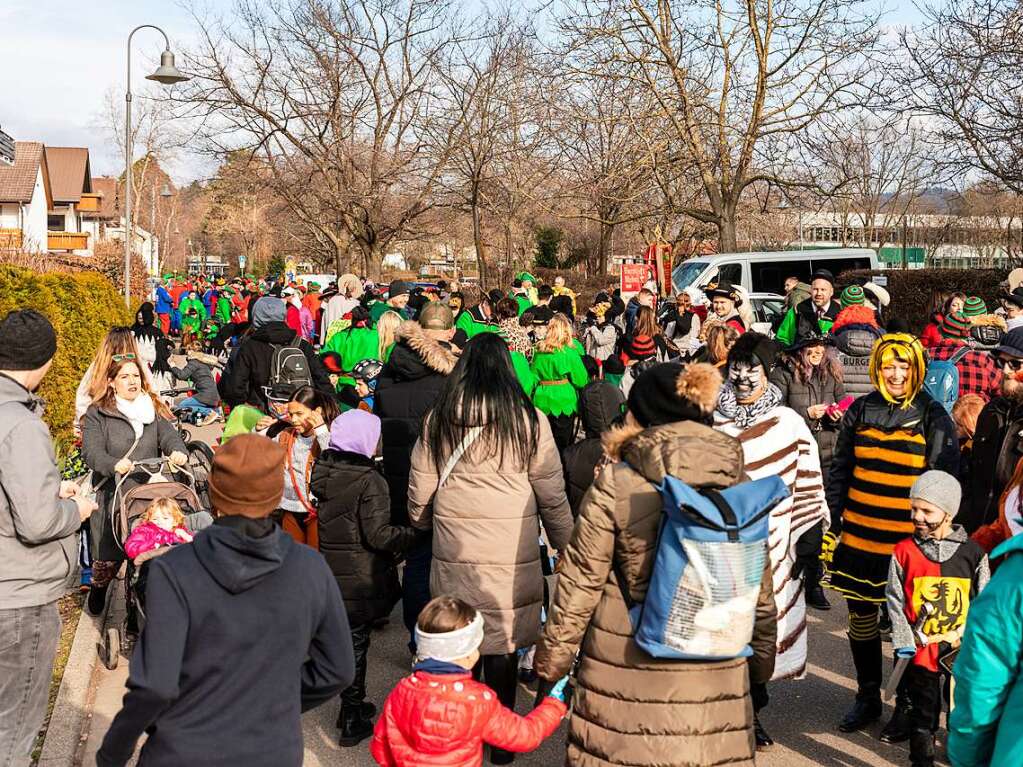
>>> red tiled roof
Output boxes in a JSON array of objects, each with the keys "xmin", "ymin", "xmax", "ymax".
[
  {"xmin": 0, "ymin": 141, "xmax": 50, "ymax": 204},
  {"xmin": 91, "ymin": 176, "xmax": 120, "ymax": 220},
  {"xmin": 44, "ymin": 147, "xmax": 92, "ymax": 203}
]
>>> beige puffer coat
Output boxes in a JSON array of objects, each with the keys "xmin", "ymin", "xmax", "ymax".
[
  {"xmin": 534, "ymin": 420, "xmax": 778, "ymax": 767},
  {"xmin": 408, "ymin": 411, "xmax": 574, "ymax": 655}
]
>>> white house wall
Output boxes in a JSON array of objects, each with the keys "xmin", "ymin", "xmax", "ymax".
[{"xmin": 22, "ymin": 167, "xmax": 49, "ymax": 251}]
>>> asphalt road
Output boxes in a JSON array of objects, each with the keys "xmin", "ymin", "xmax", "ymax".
[{"xmin": 82, "ymin": 409, "xmax": 950, "ymax": 767}]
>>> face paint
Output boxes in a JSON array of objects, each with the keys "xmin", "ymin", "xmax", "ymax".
[{"xmin": 729, "ymin": 362, "xmax": 765, "ymax": 402}]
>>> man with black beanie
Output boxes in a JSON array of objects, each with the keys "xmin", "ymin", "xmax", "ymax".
[
  {"xmin": 0, "ymin": 310, "xmax": 98, "ymax": 765},
  {"xmin": 713, "ymin": 332, "xmax": 828, "ymax": 750}
]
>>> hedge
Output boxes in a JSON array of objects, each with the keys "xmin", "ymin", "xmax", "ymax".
[
  {"xmin": 0, "ymin": 265, "xmax": 132, "ymax": 445},
  {"xmin": 839, "ymin": 268, "xmax": 1009, "ymax": 334}
]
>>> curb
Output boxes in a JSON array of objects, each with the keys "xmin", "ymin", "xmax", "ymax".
[{"xmin": 37, "ymin": 582, "xmax": 121, "ymax": 767}]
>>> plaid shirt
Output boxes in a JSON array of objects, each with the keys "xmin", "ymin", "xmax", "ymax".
[{"xmin": 930, "ymin": 339, "xmax": 1003, "ymax": 400}]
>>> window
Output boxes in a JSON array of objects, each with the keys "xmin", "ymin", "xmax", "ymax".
[
  {"xmin": 671, "ymin": 261, "xmax": 708, "ymax": 291},
  {"xmin": 47, "ymin": 214, "xmax": 65, "ymax": 232},
  {"xmin": 717, "ymin": 262, "xmax": 742, "ymax": 286}
]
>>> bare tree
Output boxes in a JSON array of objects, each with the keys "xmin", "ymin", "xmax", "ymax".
[
  {"xmin": 559, "ymin": 0, "xmax": 883, "ymax": 252},
  {"xmin": 903, "ymin": 0, "xmax": 1023, "ymax": 192},
  {"xmin": 180, "ymin": 0, "xmax": 458, "ymax": 278}
]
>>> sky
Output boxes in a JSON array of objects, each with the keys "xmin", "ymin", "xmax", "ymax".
[{"xmin": 0, "ymin": 0, "xmax": 928, "ymax": 183}]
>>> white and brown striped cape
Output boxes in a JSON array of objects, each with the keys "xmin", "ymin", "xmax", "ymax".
[{"xmin": 713, "ymin": 404, "xmax": 828, "ymax": 680}]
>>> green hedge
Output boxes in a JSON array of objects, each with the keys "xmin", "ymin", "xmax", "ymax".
[
  {"xmin": 0, "ymin": 266, "xmax": 132, "ymax": 444},
  {"xmin": 839, "ymin": 268, "xmax": 1008, "ymax": 334}
]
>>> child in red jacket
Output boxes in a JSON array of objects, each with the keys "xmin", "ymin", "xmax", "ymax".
[{"xmin": 371, "ymin": 596, "xmax": 568, "ymax": 767}]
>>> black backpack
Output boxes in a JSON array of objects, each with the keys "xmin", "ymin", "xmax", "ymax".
[{"xmin": 268, "ymin": 336, "xmax": 313, "ymax": 393}]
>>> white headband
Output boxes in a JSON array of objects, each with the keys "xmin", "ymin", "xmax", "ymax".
[{"xmin": 415, "ymin": 611, "xmax": 485, "ymax": 662}]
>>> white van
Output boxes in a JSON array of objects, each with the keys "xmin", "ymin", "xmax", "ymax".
[{"xmin": 671, "ymin": 248, "xmax": 879, "ymax": 296}]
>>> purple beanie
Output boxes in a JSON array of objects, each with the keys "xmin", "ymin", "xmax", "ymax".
[{"xmin": 329, "ymin": 409, "xmax": 381, "ymax": 459}]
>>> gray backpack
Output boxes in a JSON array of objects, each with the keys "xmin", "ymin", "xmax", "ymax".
[{"xmin": 268, "ymin": 336, "xmax": 313, "ymax": 393}]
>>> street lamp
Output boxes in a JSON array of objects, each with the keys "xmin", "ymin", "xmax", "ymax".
[{"xmin": 123, "ymin": 25, "xmax": 189, "ymax": 305}]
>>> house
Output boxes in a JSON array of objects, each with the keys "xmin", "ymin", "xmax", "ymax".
[
  {"xmin": 85, "ymin": 176, "xmax": 122, "ymax": 243},
  {"xmin": 0, "ymin": 141, "xmax": 53, "ymax": 251},
  {"xmin": 44, "ymin": 146, "xmax": 105, "ymax": 255}
]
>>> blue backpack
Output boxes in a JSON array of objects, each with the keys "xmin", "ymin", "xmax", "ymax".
[
  {"xmin": 923, "ymin": 346, "xmax": 970, "ymax": 413},
  {"xmin": 613, "ymin": 474, "xmax": 789, "ymax": 661}
]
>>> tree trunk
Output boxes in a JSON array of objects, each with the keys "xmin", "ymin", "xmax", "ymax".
[
  {"xmin": 717, "ymin": 217, "xmax": 738, "ymax": 253},
  {"xmin": 597, "ymin": 220, "xmax": 613, "ymax": 277},
  {"xmin": 472, "ymin": 203, "xmax": 489, "ymax": 288}
]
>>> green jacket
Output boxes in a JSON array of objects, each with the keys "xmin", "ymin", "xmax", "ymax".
[
  {"xmin": 776, "ymin": 303, "xmax": 836, "ymax": 346},
  {"xmin": 530, "ymin": 346, "xmax": 589, "ymax": 417},
  {"xmin": 323, "ymin": 326, "xmax": 383, "ymax": 388},
  {"xmin": 511, "ymin": 292, "xmax": 532, "ymax": 316},
  {"xmin": 179, "ymin": 297, "xmax": 206, "ymax": 332},
  {"xmin": 370, "ymin": 301, "xmax": 408, "ymax": 324},
  {"xmin": 510, "ymin": 350, "xmax": 537, "ymax": 397},
  {"xmin": 948, "ymin": 534, "xmax": 1023, "ymax": 767},
  {"xmin": 215, "ymin": 296, "xmax": 232, "ymax": 326},
  {"xmin": 456, "ymin": 309, "xmax": 500, "ymax": 339}
]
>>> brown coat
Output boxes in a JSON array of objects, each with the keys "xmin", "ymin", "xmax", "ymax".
[
  {"xmin": 534, "ymin": 420, "xmax": 778, "ymax": 767},
  {"xmin": 408, "ymin": 411, "xmax": 574, "ymax": 655}
]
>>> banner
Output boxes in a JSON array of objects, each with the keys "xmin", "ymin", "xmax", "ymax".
[{"xmin": 621, "ymin": 263, "xmax": 653, "ymax": 297}]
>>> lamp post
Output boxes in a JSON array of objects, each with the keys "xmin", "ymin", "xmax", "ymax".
[{"xmin": 123, "ymin": 25, "xmax": 189, "ymax": 305}]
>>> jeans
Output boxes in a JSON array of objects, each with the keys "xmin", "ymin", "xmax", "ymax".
[
  {"xmin": 0, "ymin": 604, "xmax": 61, "ymax": 767},
  {"xmin": 402, "ymin": 538, "xmax": 433, "ymax": 646},
  {"xmin": 176, "ymin": 396, "xmax": 214, "ymax": 418}
]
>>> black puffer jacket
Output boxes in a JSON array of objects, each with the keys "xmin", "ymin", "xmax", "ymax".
[
  {"xmin": 310, "ymin": 449, "xmax": 419, "ymax": 626},
  {"xmin": 770, "ymin": 360, "xmax": 845, "ymax": 480},
  {"xmin": 373, "ymin": 321, "xmax": 458, "ymax": 526},
  {"xmin": 965, "ymin": 395, "xmax": 1023, "ymax": 534},
  {"xmin": 561, "ymin": 381, "xmax": 624, "ymax": 516},
  {"xmin": 218, "ymin": 322, "xmax": 331, "ymax": 409}
]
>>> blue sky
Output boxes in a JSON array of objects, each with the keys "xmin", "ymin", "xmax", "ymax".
[{"xmin": 0, "ymin": 0, "xmax": 927, "ymax": 181}]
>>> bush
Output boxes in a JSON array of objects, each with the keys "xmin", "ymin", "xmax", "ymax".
[
  {"xmin": 839, "ymin": 268, "xmax": 1009, "ymax": 334},
  {"xmin": 0, "ymin": 266, "xmax": 132, "ymax": 445}
]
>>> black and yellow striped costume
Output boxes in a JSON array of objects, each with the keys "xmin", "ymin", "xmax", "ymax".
[{"xmin": 825, "ymin": 334, "xmax": 960, "ymax": 602}]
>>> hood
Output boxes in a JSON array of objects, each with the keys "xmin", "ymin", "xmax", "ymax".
[
  {"xmin": 310, "ymin": 449, "xmax": 376, "ymax": 497},
  {"xmin": 0, "ymin": 373, "xmax": 37, "ymax": 410},
  {"xmin": 834, "ymin": 323, "xmax": 883, "ymax": 357},
  {"xmin": 250, "ymin": 321, "xmax": 300, "ymax": 344},
  {"xmin": 602, "ymin": 420, "xmax": 743, "ymax": 487},
  {"xmin": 992, "ymin": 531, "xmax": 1023, "ymax": 561},
  {"xmin": 251, "ymin": 296, "xmax": 287, "ymax": 329},
  {"xmin": 192, "ymin": 521, "xmax": 292, "ymax": 595},
  {"xmin": 579, "ymin": 381, "xmax": 625, "ymax": 438},
  {"xmin": 387, "ymin": 321, "xmax": 459, "ymax": 381},
  {"xmin": 831, "ymin": 305, "xmax": 878, "ymax": 333}
]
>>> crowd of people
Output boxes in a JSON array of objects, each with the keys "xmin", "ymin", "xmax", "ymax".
[{"xmin": 2, "ymin": 263, "xmax": 1023, "ymax": 767}]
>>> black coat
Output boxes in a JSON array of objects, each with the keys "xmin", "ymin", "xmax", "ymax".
[
  {"xmin": 561, "ymin": 381, "xmax": 624, "ymax": 516},
  {"xmin": 96, "ymin": 517, "xmax": 353, "ymax": 767},
  {"xmin": 372, "ymin": 322, "xmax": 458, "ymax": 526},
  {"xmin": 965, "ymin": 395, "xmax": 1023, "ymax": 534},
  {"xmin": 770, "ymin": 361, "xmax": 845, "ymax": 481},
  {"xmin": 218, "ymin": 322, "xmax": 331, "ymax": 409},
  {"xmin": 311, "ymin": 449, "xmax": 420, "ymax": 626}
]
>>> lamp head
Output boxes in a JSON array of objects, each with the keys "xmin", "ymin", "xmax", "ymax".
[{"xmin": 146, "ymin": 49, "xmax": 190, "ymax": 85}]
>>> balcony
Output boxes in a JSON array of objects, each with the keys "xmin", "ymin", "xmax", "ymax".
[
  {"xmin": 0, "ymin": 227, "xmax": 23, "ymax": 249},
  {"xmin": 78, "ymin": 193, "xmax": 103, "ymax": 213},
  {"xmin": 48, "ymin": 231, "xmax": 89, "ymax": 251}
]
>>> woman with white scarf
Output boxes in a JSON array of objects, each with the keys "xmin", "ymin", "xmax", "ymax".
[{"xmin": 81, "ymin": 358, "xmax": 187, "ymax": 616}]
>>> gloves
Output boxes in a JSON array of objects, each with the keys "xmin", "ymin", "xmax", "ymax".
[
  {"xmin": 548, "ymin": 676, "xmax": 570, "ymax": 703},
  {"xmin": 895, "ymin": 647, "xmax": 916, "ymax": 660},
  {"xmin": 820, "ymin": 531, "xmax": 838, "ymax": 566},
  {"xmin": 169, "ymin": 451, "xmax": 188, "ymax": 467}
]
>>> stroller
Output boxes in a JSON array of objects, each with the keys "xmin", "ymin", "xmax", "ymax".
[{"xmin": 98, "ymin": 457, "xmax": 210, "ymax": 670}]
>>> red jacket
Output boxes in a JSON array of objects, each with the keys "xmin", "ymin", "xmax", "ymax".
[
  {"xmin": 920, "ymin": 315, "xmax": 943, "ymax": 349},
  {"xmin": 370, "ymin": 670, "xmax": 566, "ymax": 767}
]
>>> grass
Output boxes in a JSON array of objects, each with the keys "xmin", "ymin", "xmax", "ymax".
[{"xmin": 30, "ymin": 590, "xmax": 85, "ymax": 765}]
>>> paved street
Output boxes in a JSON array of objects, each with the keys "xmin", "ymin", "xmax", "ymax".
[{"xmin": 79, "ymin": 414, "xmax": 949, "ymax": 766}]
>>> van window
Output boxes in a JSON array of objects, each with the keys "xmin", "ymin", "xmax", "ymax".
[
  {"xmin": 751, "ymin": 261, "xmax": 809, "ymax": 294},
  {"xmin": 716, "ymin": 262, "xmax": 742, "ymax": 286},
  {"xmin": 671, "ymin": 260, "xmax": 709, "ymax": 292},
  {"xmin": 809, "ymin": 256, "xmax": 873, "ymax": 281}
]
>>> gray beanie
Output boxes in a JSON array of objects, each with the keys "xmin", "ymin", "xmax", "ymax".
[
  {"xmin": 251, "ymin": 297, "xmax": 286, "ymax": 330},
  {"xmin": 909, "ymin": 470, "xmax": 961, "ymax": 519}
]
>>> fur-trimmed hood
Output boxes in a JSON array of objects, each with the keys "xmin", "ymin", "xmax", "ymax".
[
  {"xmin": 392, "ymin": 320, "xmax": 459, "ymax": 376},
  {"xmin": 601, "ymin": 419, "xmax": 744, "ymax": 486},
  {"xmin": 831, "ymin": 304, "xmax": 878, "ymax": 333},
  {"xmin": 970, "ymin": 313, "xmax": 1007, "ymax": 330}
]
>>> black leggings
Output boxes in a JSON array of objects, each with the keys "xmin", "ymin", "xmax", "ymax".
[{"xmin": 473, "ymin": 653, "xmax": 519, "ymax": 759}]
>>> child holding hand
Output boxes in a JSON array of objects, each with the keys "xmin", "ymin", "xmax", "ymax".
[
  {"xmin": 124, "ymin": 497, "xmax": 194, "ymax": 561},
  {"xmin": 371, "ymin": 596, "xmax": 568, "ymax": 767},
  {"xmin": 886, "ymin": 471, "xmax": 989, "ymax": 767}
]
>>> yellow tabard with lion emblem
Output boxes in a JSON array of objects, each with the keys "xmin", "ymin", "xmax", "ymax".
[{"xmin": 911, "ymin": 576, "xmax": 971, "ymax": 637}]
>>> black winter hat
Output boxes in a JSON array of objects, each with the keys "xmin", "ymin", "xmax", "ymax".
[
  {"xmin": 727, "ymin": 331, "xmax": 780, "ymax": 371},
  {"xmin": 387, "ymin": 279, "xmax": 410, "ymax": 299},
  {"xmin": 0, "ymin": 309, "xmax": 57, "ymax": 371},
  {"xmin": 627, "ymin": 362, "xmax": 723, "ymax": 428}
]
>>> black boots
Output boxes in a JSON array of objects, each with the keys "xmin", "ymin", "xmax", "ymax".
[
  {"xmin": 909, "ymin": 728, "xmax": 935, "ymax": 767},
  {"xmin": 879, "ymin": 674, "xmax": 913, "ymax": 743},
  {"xmin": 804, "ymin": 561, "xmax": 831, "ymax": 611},
  {"xmin": 337, "ymin": 702, "xmax": 376, "ymax": 747},
  {"xmin": 87, "ymin": 583, "xmax": 108, "ymax": 616},
  {"xmin": 753, "ymin": 714, "xmax": 774, "ymax": 750},
  {"xmin": 839, "ymin": 636, "xmax": 883, "ymax": 732}
]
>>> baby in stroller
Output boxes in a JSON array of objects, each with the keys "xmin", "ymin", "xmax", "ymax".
[{"xmin": 124, "ymin": 497, "xmax": 194, "ymax": 560}]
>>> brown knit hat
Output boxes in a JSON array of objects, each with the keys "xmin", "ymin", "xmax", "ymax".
[{"xmin": 208, "ymin": 434, "xmax": 286, "ymax": 518}]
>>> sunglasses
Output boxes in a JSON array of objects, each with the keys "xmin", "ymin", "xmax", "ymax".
[
  {"xmin": 1000, "ymin": 357, "xmax": 1023, "ymax": 372},
  {"xmin": 112, "ymin": 353, "xmax": 137, "ymax": 362}
]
